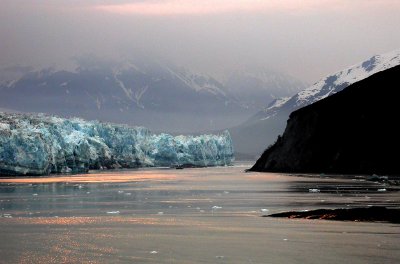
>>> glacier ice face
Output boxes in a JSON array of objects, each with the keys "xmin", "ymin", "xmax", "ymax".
[{"xmin": 0, "ymin": 113, "xmax": 234, "ymax": 176}]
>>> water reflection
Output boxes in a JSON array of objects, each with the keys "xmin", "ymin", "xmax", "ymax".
[
  {"xmin": 1, "ymin": 164, "xmax": 400, "ymax": 263},
  {"xmin": 0, "ymin": 165, "xmax": 398, "ymax": 219}
]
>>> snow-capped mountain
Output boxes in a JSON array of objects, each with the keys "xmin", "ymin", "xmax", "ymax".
[
  {"xmin": 251, "ymin": 64, "xmax": 400, "ymax": 174},
  {"xmin": 231, "ymin": 49, "xmax": 400, "ymax": 157},
  {"xmin": 0, "ymin": 58, "xmax": 305, "ymax": 134},
  {"xmin": 225, "ymin": 70, "xmax": 306, "ymax": 110},
  {"xmin": 0, "ymin": 61, "xmax": 244, "ymax": 133}
]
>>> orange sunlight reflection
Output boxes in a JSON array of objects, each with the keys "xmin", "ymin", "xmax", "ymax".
[{"xmin": 0, "ymin": 171, "xmax": 177, "ymax": 184}]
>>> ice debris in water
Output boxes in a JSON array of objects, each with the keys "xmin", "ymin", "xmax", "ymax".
[
  {"xmin": 260, "ymin": 208, "xmax": 269, "ymax": 213},
  {"xmin": 309, "ymin": 188, "xmax": 320, "ymax": 193},
  {"xmin": 150, "ymin": 251, "xmax": 158, "ymax": 254},
  {"xmin": 0, "ymin": 112, "xmax": 234, "ymax": 176},
  {"xmin": 212, "ymin": 206, "xmax": 222, "ymax": 210},
  {"xmin": 1, "ymin": 214, "xmax": 12, "ymax": 218},
  {"xmin": 106, "ymin": 211, "xmax": 120, "ymax": 214},
  {"xmin": 377, "ymin": 188, "xmax": 387, "ymax": 192}
]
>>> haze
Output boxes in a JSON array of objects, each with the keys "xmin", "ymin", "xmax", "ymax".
[{"xmin": 1, "ymin": 0, "xmax": 400, "ymax": 82}]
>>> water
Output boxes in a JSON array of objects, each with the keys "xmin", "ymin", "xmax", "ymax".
[{"xmin": 0, "ymin": 163, "xmax": 399, "ymax": 263}]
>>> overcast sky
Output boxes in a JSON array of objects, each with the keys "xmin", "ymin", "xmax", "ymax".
[{"xmin": 1, "ymin": 0, "xmax": 400, "ymax": 82}]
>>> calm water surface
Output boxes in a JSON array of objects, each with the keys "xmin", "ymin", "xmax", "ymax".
[{"xmin": 0, "ymin": 163, "xmax": 399, "ymax": 263}]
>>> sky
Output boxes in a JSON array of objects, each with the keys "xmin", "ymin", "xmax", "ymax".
[{"xmin": 1, "ymin": 0, "xmax": 400, "ymax": 82}]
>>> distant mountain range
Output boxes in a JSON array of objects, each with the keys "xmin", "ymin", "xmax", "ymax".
[
  {"xmin": 225, "ymin": 70, "xmax": 307, "ymax": 110},
  {"xmin": 250, "ymin": 65, "xmax": 400, "ymax": 175},
  {"xmin": 0, "ymin": 59, "xmax": 305, "ymax": 133},
  {"xmin": 231, "ymin": 49, "xmax": 400, "ymax": 157}
]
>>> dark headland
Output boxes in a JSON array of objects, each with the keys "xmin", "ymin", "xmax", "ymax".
[
  {"xmin": 267, "ymin": 207, "xmax": 400, "ymax": 224},
  {"xmin": 250, "ymin": 65, "xmax": 400, "ymax": 175}
]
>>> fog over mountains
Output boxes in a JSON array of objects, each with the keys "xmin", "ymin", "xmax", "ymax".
[{"xmin": 0, "ymin": 58, "xmax": 305, "ymax": 134}]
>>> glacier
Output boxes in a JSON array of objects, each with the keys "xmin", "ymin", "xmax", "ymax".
[{"xmin": 0, "ymin": 112, "xmax": 234, "ymax": 176}]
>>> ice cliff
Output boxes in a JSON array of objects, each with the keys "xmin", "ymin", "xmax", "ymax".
[{"xmin": 0, "ymin": 113, "xmax": 234, "ymax": 176}]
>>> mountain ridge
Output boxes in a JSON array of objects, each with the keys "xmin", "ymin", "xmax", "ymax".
[
  {"xmin": 0, "ymin": 60, "xmax": 304, "ymax": 134},
  {"xmin": 231, "ymin": 49, "xmax": 400, "ymax": 156},
  {"xmin": 250, "ymin": 65, "xmax": 400, "ymax": 174}
]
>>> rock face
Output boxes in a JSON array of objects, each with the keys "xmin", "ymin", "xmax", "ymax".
[
  {"xmin": 0, "ymin": 113, "xmax": 234, "ymax": 176},
  {"xmin": 231, "ymin": 49, "xmax": 400, "ymax": 156},
  {"xmin": 250, "ymin": 65, "xmax": 400, "ymax": 175}
]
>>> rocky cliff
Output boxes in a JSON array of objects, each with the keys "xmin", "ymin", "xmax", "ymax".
[{"xmin": 250, "ymin": 65, "xmax": 400, "ymax": 175}]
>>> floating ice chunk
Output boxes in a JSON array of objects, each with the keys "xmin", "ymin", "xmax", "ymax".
[
  {"xmin": 157, "ymin": 212, "xmax": 164, "ymax": 215},
  {"xmin": 150, "ymin": 251, "xmax": 158, "ymax": 254},
  {"xmin": 118, "ymin": 190, "xmax": 124, "ymax": 194},
  {"xmin": 32, "ymin": 193, "xmax": 38, "ymax": 196},
  {"xmin": 106, "ymin": 211, "xmax": 120, "ymax": 214},
  {"xmin": 377, "ymin": 188, "xmax": 387, "ymax": 192},
  {"xmin": 309, "ymin": 188, "xmax": 320, "ymax": 193},
  {"xmin": 212, "ymin": 206, "xmax": 222, "ymax": 210},
  {"xmin": 260, "ymin": 208, "xmax": 269, "ymax": 213}
]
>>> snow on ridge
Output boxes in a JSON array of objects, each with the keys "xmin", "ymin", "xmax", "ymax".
[
  {"xmin": 257, "ymin": 97, "xmax": 291, "ymax": 121},
  {"xmin": 253, "ymin": 49, "xmax": 400, "ymax": 121},
  {"xmin": 266, "ymin": 97, "xmax": 290, "ymax": 111},
  {"xmin": 163, "ymin": 64, "xmax": 227, "ymax": 96},
  {"xmin": 296, "ymin": 49, "xmax": 400, "ymax": 106},
  {"xmin": 6, "ymin": 79, "xmax": 18, "ymax": 88}
]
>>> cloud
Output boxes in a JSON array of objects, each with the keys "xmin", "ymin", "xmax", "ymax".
[
  {"xmin": 94, "ymin": 0, "xmax": 400, "ymax": 16},
  {"xmin": 94, "ymin": 0, "xmax": 328, "ymax": 16}
]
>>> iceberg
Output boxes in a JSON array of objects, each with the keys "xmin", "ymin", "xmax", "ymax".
[{"xmin": 0, "ymin": 112, "xmax": 234, "ymax": 176}]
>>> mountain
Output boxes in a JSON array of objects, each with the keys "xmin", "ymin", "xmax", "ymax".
[
  {"xmin": 0, "ymin": 61, "xmax": 246, "ymax": 133},
  {"xmin": 225, "ymin": 70, "xmax": 306, "ymax": 110},
  {"xmin": 250, "ymin": 65, "xmax": 400, "ymax": 174},
  {"xmin": 231, "ymin": 49, "xmax": 400, "ymax": 157},
  {"xmin": 0, "ymin": 59, "xmax": 303, "ymax": 134}
]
